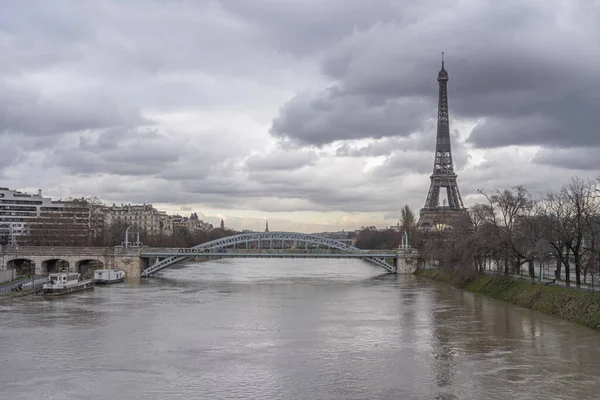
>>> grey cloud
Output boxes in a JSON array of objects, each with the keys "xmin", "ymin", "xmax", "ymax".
[
  {"xmin": 466, "ymin": 90, "xmax": 599, "ymax": 148},
  {"xmin": 0, "ymin": 0, "xmax": 292, "ymax": 144},
  {"xmin": 269, "ymin": 0, "xmax": 600, "ymax": 149},
  {"xmin": 270, "ymin": 89, "xmax": 433, "ymax": 145},
  {"xmin": 0, "ymin": 1, "xmax": 95, "ymax": 75},
  {"xmin": 455, "ymin": 148, "xmax": 600, "ymax": 202},
  {"xmin": 333, "ymin": 121, "xmax": 442, "ymax": 158},
  {"xmin": 52, "ymin": 129, "xmax": 196, "ymax": 177},
  {"xmin": 169, "ymin": 162, "xmax": 406, "ymax": 213},
  {"xmin": 246, "ymin": 150, "xmax": 318, "ymax": 171},
  {"xmin": 370, "ymin": 151, "xmax": 433, "ymax": 179},
  {"xmin": 219, "ymin": 0, "xmax": 398, "ymax": 56},
  {"xmin": 383, "ymin": 212, "xmax": 400, "ymax": 221},
  {"xmin": 0, "ymin": 1, "xmax": 266, "ymax": 77},
  {"xmin": 468, "ymin": 115, "xmax": 559, "ymax": 148},
  {"xmin": 0, "ymin": 81, "xmax": 150, "ymax": 139},
  {"xmin": 533, "ymin": 148, "xmax": 600, "ymax": 171}
]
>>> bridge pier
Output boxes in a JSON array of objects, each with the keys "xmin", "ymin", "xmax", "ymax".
[
  {"xmin": 395, "ymin": 250, "xmax": 419, "ymax": 274},
  {"xmin": 112, "ymin": 247, "xmax": 147, "ymax": 278}
]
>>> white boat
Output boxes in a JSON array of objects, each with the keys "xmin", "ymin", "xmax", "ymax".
[
  {"xmin": 41, "ymin": 272, "xmax": 94, "ymax": 296},
  {"xmin": 93, "ymin": 269, "xmax": 125, "ymax": 285}
]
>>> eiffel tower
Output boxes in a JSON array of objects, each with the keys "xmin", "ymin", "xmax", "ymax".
[{"xmin": 419, "ymin": 54, "xmax": 467, "ymax": 228}]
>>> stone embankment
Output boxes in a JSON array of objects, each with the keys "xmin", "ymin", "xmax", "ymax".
[{"xmin": 415, "ymin": 269, "xmax": 600, "ymax": 331}]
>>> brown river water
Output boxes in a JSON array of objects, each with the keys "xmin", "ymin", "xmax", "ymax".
[{"xmin": 1, "ymin": 258, "xmax": 600, "ymax": 399}]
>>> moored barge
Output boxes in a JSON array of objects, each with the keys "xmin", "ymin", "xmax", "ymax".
[
  {"xmin": 93, "ymin": 269, "xmax": 125, "ymax": 285},
  {"xmin": 41, "ymin": 272, "xmax": 94, "ymax": 296}
]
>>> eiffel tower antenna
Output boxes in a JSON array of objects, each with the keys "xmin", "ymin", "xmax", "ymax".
[{"xmin": 419, "ymin": 55, "xmax": 467, "ymax": 228}]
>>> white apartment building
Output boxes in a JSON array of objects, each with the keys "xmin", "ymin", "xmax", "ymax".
[
  {"xmin": 0, "ymin": 188, "xmax": 94, "ymax": 245},
  {"xmin": 0, "ymin": 188, "xmax": 45, "ymax": 244},
  {"xmin": 105, "ymin": 203, "xmax": 173, "ymax": 236}
]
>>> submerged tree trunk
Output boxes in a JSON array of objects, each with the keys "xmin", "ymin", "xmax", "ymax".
[
  {"xmin": 564, "ymin": 248, "xmax": 571, "ymax": 286},
  {"xmin": 574, "ymin": 253, "xmax": 582, "ymax": 287},
  {"xmin": 528, "ymin": 259, "xmax": 535, "ymax": 279},
  {"xmin": 476, "ymin": 255, "xmax": 484, "ymax": 273},
  {"xmin": 514, "ymin": 257, "xmax": 522, "ymax": 276}
]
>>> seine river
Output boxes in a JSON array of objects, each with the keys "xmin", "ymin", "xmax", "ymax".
[{"xmin": 2, "ymin": 259, "xmax": 600, "ymax": 399}]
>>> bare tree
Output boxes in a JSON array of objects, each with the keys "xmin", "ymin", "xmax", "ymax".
[
  {"xmin": 541, "ymin": 191, "xmax": 574, "ymax": 284},
  {"xmin": 561, "ymin": 178, "xmax": 597, "ymax": 286},
  {"xmin": 479, "ymin": 186, "xmax": 535, "ymax": 276}
]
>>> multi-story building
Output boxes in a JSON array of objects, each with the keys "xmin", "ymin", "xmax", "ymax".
[
  {"xmin": 1, "ymin": 188, "xmax": 218, "ymax": 244},
  {"xmin": 30, "ymin": 199, "xmax": 99, "ymax": 245},
  {"xmin": 0, "ymin": 188, "xmax": 98, "ymax": 245},
  {"xmin": 105, "ymin": 203, "xmax": 173, "ymax": 236},
  {"xmin": 0, "ymin": 188, "xmax": 44, "ymax": 244},
  {"xmin": 171, "ymin": 212, "xmax": 213, "ymax": 233}
]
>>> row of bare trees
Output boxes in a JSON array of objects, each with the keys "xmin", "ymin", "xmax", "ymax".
[
  {"xmin": 422, "ymin": 177, "xmax": 600, "ymax": 287},
  {"xmin": 352, "ymin": 205, "xmax": 420, "ymax": 249},
  {"xmin": 22, "ymin": 216, "xmax": 239, "ymax": 248}
]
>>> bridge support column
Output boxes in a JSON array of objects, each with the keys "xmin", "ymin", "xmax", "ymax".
[
  {"xmin": 112, "ymin": 248, "xmax": 146, "ymax": 279},
  {"xmin": 396, "ymin": 251, "xmax": 418, "ymax": 274}
]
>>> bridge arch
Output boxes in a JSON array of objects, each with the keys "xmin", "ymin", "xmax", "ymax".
[
  {"xmin": 42, "ymin": 259, "xmax": 70, "ymax": 274},
  {"xmin": 142, "ymin": 232, "xmax": 395, "ymax": 276},
  {"xmin": 6, "ymin": 258, "xmax": 35, "ymax": 277},
  {"xmin": 76, "ymin": 259, "xmax": 104, "ymax": 276}
]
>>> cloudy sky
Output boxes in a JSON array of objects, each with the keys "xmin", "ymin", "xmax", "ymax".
[{"xmin": 1, "ymin": 0, "xmax": 599, "ymax": 233}]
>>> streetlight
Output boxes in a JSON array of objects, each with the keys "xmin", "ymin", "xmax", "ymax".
[{"xmin": 124, "ymin": 225, "xmax": 140, "ymax": 248}]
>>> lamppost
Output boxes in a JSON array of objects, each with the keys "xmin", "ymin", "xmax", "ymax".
[
  {"xmin": 124, "ymin": 225, "xmax": 140, "ymax": 248},
  {"xmin": 400, "ymin": 231, "xmax": 410, "ymax": 251}
]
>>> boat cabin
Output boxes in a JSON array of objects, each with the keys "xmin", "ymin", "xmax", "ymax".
[
  {"xmin": 45, "ymin": 272, "xmax": 82, "ymax": 289},
  {"xmin": 93, "ymin": 269, "xmax": 125, "ymax": 284},
  {"xmin": 41, "ymin": 271, "xmax": 94, "ymax": 295}
]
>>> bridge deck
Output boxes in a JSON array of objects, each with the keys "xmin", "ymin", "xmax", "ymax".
[{"xmin": 141, "ymin": 251, "xmax": 397, "ymax": 258}]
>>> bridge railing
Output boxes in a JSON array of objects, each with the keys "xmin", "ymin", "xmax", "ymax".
[
  {"xmin": 0, "ymin": 245, "xmax": 140, "ymax": 256},
  {"xmin": 141, "ymin": 247, "xmax": 398, "ymax": 255}
]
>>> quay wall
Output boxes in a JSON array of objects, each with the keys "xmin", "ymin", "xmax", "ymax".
[{"xmin": 0, "ymin": 246, "xmax": 145, "ymax": 279}]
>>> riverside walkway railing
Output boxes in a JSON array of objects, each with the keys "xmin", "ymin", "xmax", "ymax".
[{"xmin": 0, "ymin": 276, "xmax": 48, "ymax": 295}]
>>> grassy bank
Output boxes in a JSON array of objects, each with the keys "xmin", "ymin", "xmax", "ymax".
[
  {"xmin": 414, "ymin": 269, "xmax": 452, "ymax": 282},
  {"xmin": 415, "ymin": 269, "xmax": 600, "ymax": 330}
]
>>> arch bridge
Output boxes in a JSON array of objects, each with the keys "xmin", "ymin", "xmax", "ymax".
[{"xmin": 141, "ymin": 232, "xmax": 399, "ymax": 276}]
